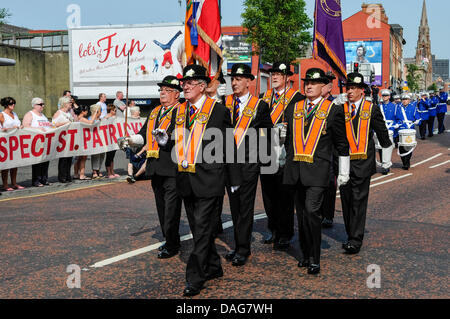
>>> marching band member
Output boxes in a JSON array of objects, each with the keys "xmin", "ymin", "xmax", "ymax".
[
  {"xmin": 283, "ymin": 68, "xmax": 350, "ymax": 274},
  {"xmin": 378, "ymin": 89, "xmax": 397, "ymax": 174},
  {"xmin": 223, "ymin": 63, "xmax": 273, "ymax": 266},
  {"xmin": 338, "ymin": 73, "xmax": 392, "ymax": 254},
  {"xmin": 437, "ymin": 88, "xmax": 448, "ymax": 134},
  {"xmin": 260, "ymin": 62, "xmax": 303, "ymax": 250},
  {"xmin": 428, "ymin": 91, "xmax": 439, "ymax": 137},
  {"xmin": 417, "ymin": 92, "xmax": 430, "ymax": 140},
  {"xmin": 395, "ymin": 93, "xmax": 421, "ymax": 170}
]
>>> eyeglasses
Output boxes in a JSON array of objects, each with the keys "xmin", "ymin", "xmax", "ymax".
[
  {"xmin": 36, "ymin": 103, "xmax": 45, "ymax": 106},
  {"xmin": 181, "ymin": 81, "xmax": 202, "ymax": 89},
  {"xmin": 158, "ymin": 88, "xmax": 178, "ymax": 93}
]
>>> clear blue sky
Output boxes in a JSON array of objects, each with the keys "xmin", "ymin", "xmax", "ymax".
[{"xmin": 4, "ymin": 0, "xmax": 449, "ymax": 60}]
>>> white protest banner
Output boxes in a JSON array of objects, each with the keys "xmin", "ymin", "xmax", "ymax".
[{"xmin": 0, "ymin": 117, "xmax": 145, "ymax": 170}]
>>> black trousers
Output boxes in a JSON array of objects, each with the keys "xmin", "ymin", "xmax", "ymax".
[
  {"xmin": 184, "ymin": 196, "xmax": 221, "ymax": 289},
  {"xmin": 419, "ymin": 120, "xmax": 428, "ymax": 138},
  {"xmin": 427, "ymin": 116, "xmax": 435, "ymax": 136},
  {"xmin": 340, "ymin": 174, "xmax": 371, "ymax": 249},
  {"xmin": 58, "ymin": 157, "xmax": 73, "ymax": 182},
  {"xmin": 321, "ymin": 179, "xmax": 337, "ymax": 220},
  {"xmin": 399, "ymin": 146, "xmax": 413, "ymax": 168},
  {"xmin": 105, "ymin": 150, "xmax": 117, "ymax": 167},
  {"xmin": 212, "ymin": 196, "xmax": 224, "ymax": 237},
  {"xmin": 437, "ymin": 113, "xmax": 446, "ymax": 133},
  {"xmin": 294, "ymin": 183, "xmax": 326, "ymax": 265},
  {"xmin": 32, "ymin": 161, "xmax": 50, "ymax": 185},
  {"xmin": 151, "ymin": 176, "xmax": 182, "ymax": 251},
  {"xmin": 260, "ymin": 167, "xmax": 294, "ymax": 240},
  {"xmin": 227, "ymin": 170, "xmax": 259, "ymax": 257}
]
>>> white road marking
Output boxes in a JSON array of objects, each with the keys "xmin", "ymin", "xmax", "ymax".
[
  {"xmin": 429, "ymin": 160, "xmax": 450, "ymax": 169},
  {"xmin": 337, "ymin": 173, "xmax": 412, "ymax": 198},
  {"xmin": 89, "ymin": 213, "xmax": 267, "ymax": 269},
  {"xmin": 411, "ymin": 153, "xmax": 443, "ymax": 168}
]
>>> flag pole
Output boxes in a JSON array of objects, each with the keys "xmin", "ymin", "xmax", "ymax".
[{"xmin": 124, "ymin": 53, "xmax": 130, "ymax": 137}]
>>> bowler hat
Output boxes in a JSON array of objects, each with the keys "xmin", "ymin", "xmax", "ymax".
[
  {"xmin": 345, "ymin": 72, "xmax": 366, "ymax": 88},
  {"xmin": 157, "ymin": 75, "xmax": 182, "ymax": 91},
  {"xmin": 181, "ymin": 64, "xmax": 211, "ymax": 84},
  {"xmin": 268, "ymin": 62, "xmax": 294, "ymax": 76},
  {"xmin": 229, "ymin": 63, "xmax": 255, "ymax": 80},
  {"xmin": 301, "ymin": 68, "xmax": 330, "ymax": 84}
]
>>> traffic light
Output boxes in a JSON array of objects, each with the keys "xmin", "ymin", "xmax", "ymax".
[
  {"xmin": 370, "ymin": 72, "xmax": 375, "ymax": 84},
  {"xmin": 353, "ymin": 62, "xmax": 359, "ymax": 73}
]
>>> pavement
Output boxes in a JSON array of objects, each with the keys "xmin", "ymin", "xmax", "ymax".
[{"xmin": 0, "ymin": 121, "xmax": 449, "ymax": 300}]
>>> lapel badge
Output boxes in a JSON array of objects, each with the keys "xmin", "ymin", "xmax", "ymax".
[{"xmin": 196, "ymin": 112, "xmax": 209, "ymax": 124}]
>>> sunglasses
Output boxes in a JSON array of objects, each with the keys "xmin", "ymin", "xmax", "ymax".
[{"xmin": 36, "ymin": 103, "xmax": 45, "ymax": 106}]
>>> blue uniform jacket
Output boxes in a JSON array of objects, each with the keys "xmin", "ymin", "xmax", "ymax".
[
  {"xmin": 417, "ymin": 98, "xmax": 429, "ymax": 121},
  {"xmin": 437, "ymin": 92, "xmax": 448, "ymax": 114},
  {"xmin": 395, "ymin": 103, "xmax": 420, "ymax": 130},
  {"xmin": 380, "ymin": 102, "xmax": 398, "ymax": 137},
  {"xmin": 429, "ymin": 96, "xmax": 439, "ymax": 117}
]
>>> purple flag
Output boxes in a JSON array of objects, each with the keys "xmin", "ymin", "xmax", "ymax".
[{"xmin": 313, "ymin": 0, "xmax": 347, "ymax": 79}]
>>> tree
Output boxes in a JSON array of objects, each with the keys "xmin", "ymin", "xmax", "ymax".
[
  {"xmin": 241, "ymin": 0, "xmax": 312, "ymax": 63},
  {"xmin": 0, "ymin": 8, "xmax": 11, "ymax": 25},
  {"xmin": 406, "ymin": 64, "xmax": 421, "ymax": 93},
  {"xmin": 427, "ymin": 83, "xmax": 437, "ymax": 92}
]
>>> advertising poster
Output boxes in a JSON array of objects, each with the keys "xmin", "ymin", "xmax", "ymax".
[{"xmin": 345, "ymin": 41, "xmax": 383, "ymax": 86}]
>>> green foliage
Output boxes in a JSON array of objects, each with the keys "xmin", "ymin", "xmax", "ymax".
[
  {"xmin": 241, "ymin": 0, "xmax": 312, "ymax": 63},
  {"xmin": 406, "ymin": 64, "xmax": 421, "ymax": 93},
  {"xmin": 0, "ymin": 8, "xmax": 11, "ymax": 25},
  {"xmin": 427, "ymin": 83, "xmax": 438, "ymax": 92}
]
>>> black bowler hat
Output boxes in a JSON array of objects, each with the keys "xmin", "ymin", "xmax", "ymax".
[
  {"xmin": 268, "ymin": 62, "xmax": 294, "ymax": 76},
  {"xmin": 229, "ymin": 63, "xmax": 255, "ymax": 80},
  {"xmin": 301, "ymin": 68, "xmax": 330, "ymax": 84},
  {"xmin": 157, "ymin": 75, "xmax": 182, "ymax": 91},
  {"xmin": 345, "ymin": 72, "xmax": 366, "ymax": 88},
  {"xmin": 181, "ymin": 64, "xmax": 211, "ymax": 84},
  {"xmin": 325, "ymin": 71, "xmax": 336, "ymax": 82}
]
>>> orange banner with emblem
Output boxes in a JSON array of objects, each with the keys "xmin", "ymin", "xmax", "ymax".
[
  {"xmin": 262, "ymin": 88, "xmax": 298, "ymax": 124},
  {"xmin": 225, "ymin": 95, "xmax": 260, "ymax": 148},
  {"xmin": 146, "ymin": 103, "xmax": 179, "ymax": 159},
  {"xmin": 344, "ymin": 99, "xmax": 373, "ymax": 160}
]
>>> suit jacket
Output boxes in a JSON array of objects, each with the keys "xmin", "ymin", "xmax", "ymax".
[
  {"xmin": 165, "ymin": 98, "xmax": 242, "ymax": 198},
  {"xmin": 260, "ymin": 90, "xmax": 304, "ymax": 125},
  {"xmin": 349, "ymin": 100, "xmax": 392, "ymax": 178},
  {"xmin": 229, "ymin": 97, "xmax": 273, "ymax": 179},
  {"xmin": 137, "ymin": 107, "xmax": 178, "ymax": 178},
  {"xmin": 283, "ymin": 98, "xmax": 349, "ymax": 187}
]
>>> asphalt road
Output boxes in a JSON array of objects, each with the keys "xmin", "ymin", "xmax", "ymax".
[{"xmin": 0, "ymin": 120, "xmax": 449, "ymax": 300}]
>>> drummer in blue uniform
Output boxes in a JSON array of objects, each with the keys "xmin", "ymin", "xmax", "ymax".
[
  {"xmin": 437, "ymin": 88, "xmax": 448, "ymax": 134},
  {"xmin": 378, "ymin": 89, "xmax": 397, "ymax": 173},
  {"xmin": 428, "ymin": 91, "xmax": 439, "ymax": 137},
  {"xmin": 395, "ymin": 93, "xmax": 421, "ymax": 170},
  {"xmin": 417, "ymin": 92, "xmax": 430, "ymax": 140}
]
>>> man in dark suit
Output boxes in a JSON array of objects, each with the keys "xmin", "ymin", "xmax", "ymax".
[
  {"xmin": 128, "ymin": 76, "xmax": 183, "ymax": 259},
  {"xmin": 157, "ymin": 65, "xmax": 242, "ymax": 297},
  {"xmin": 338, "ymin": 73, "xmax": 392, "ymax": 254},
  {"xmin": 223, "ymin": 63, "xmax": 273, "ymax": 266},
  {"xmin": 283, "ymin": 68, "xmax": 350, "ymax": 275},
  {"xmin": 260, "ymin": 62, "xmax": 304, "ymax": 250}
]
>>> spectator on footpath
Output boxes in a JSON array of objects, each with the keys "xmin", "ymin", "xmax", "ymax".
[
  {"xmin": 58, "ymin": 90, "xmax": 72, "ymax": 109},
  {"xmin": 22, "ymin": 98, "xmax": 53, "ymax": 187},
  {"xmin": 104, "ymin": 104, "xmax": 120, "ymax": 179},
  {"xmin": 89, "ymin": 104, "xmax": 105, "ymax": 179},
  {"xmin": 128, "ymin": 106, "xmax": 141, "ymax": 119},
  {"xmin": 126, "ymin": 100, "xmax": 137, "ymax": 118},
  {"xmin": 0, "ymin": 97, "xmax": 25, "ymax": 191},
  {"xmin": 53, "ymin": 97, "xmax": 75, "ymax": 183},
  {"xmin": 97, "ymin": 93, "xmax": 108, "ymax": 119},
  {"xmin": 73, "ymin": 105, "xmax": 100, "ymax": 180},
  {"xmin": 113, "ymin": 91, "xmax": 126, "ymax": 117},
  {"xmin": 71, "ymin": 96, "xmax": 80, "ymax": 121},
  {"xmin": 125, "ymin": 144, "xmax": 148, "ymax": 184}
]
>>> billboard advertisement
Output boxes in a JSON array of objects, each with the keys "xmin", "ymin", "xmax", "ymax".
[
  {"xmin": 345, "ymin": 41, "xmax": 382, "ymax": 86},
  {"xmin": 69, "ymin": 24, "xmax": 185, "ymax": 99},
  {"xmin": 222, "ymin": 34, "xmax": 252, "ymax": 68}
]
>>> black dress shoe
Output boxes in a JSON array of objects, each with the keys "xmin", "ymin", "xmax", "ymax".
[
  {"xmin": 59, "ymin": 179, "xmax": 67, "ymax": 183},
  {"xmin": 273, "ymin": 238, "xmax": 290, "ymax": 251},
  {"xmin": 343, "ymin": 244, "xmax": 360, "ymax": 254},
  {"xmin": 206, "ymin": 270, "xmax": 224, "ymax": 281},
  {"xmin": 157, "ymin": 248, "xmax": 178, "ymax": 259},
  {"xmin": 307, "ymin": 264, "xmax": 320, "ymax": 275},
  {"xmin": 263, "ymin": 233, "xmax": 275, "ymax": 244},
  {"xmin": 183, "ymin": 284, "xmax": 201, "ymax": 297},
  {"xmin": 342, "ymin": 242, "xmax": 350, "ymax": 249},
  {"xmin": 158, "ymin": 243, "xmax": 166, "ymax": 252},
  {"xmin": 224, "ymin": 250, "xmax": 236, "ymax": 262},
  {"xmin": 297, "ymin": 260, "xmax": 310, "ymax": 268},
  {"xmin": 402, "ymin": 166, "xmax": 409, "ymax": 170},
  {"xmin": 231, "ymin": 254, "xmax": 248, "ymax": 266},
  {"xmin": 322, "ymin": 218, "xmax": 334, "ymax": 228}
]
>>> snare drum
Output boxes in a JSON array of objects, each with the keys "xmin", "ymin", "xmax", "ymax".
[{"xmin": 398, "ymin": 129, "xmax": 417, "ymax": 147}]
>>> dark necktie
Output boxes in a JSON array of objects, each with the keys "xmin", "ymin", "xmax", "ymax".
[
  {"xmin": 234, "ymin": 97, "xmax": 241, "ymax": 125},
  {"xmin": 307, "ymin": 102, "xmax": 314, "ymax": 114},
  {"xmin": 189, "ymin": 104, "xmax": 197, "ymax": 128},
  {"xmin": 351, "ymin": 104, "xmax": 357, "ymax": 120}
]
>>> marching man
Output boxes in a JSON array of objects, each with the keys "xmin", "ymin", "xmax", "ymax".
[{"xmin": 378, "ymin": 89, "xmax": 397, "ymax": 174}]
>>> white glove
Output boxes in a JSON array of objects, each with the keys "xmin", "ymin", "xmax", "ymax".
[
  {"xmin": 393, "ymin": 124, "xmax": 400, "ymax": 129},
  {"xmin": 152, "ymin": 128, "xmax": 169, "ymax": 147},
  {"xmin": 381, "ymin": 145, "xmax": 393, "ymax": 169},
  {"xmin": 334, "ymin": 93, "xmax": 348, "ymax": 105},
  {"xmin": 275, "ymin": 122, "xmax": 287, "ymax": 145},
  {"xmin": 217, "ymin": 84, "xmax": 227, "ymax": 97},
  {"xmin": 117, "ymin": 137, "xmax": 129, "ymax": 150},
  {"xmin": 414, "ymin": 120, "xmax": 420, "ymax": 125},
  {"xmin": 231, "ymin": 186, "xmax": 240, "ymax": 193},
  {"xmin": 337, "ymin": 156, "xmax": 350, "ymax": 188}
]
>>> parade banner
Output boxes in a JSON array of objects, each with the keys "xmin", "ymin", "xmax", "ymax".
[
  {"xmin": 69, "ymin": 24, "xmax": 184, "ymax": 99},
  {"xmin": 0, "ymin": 118, "xmax": 145, "ymax": 170}
]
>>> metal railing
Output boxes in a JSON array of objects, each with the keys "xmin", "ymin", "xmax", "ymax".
[{"xmin": 0, "ymin": 31, "xmax": 69, "ymax": 52}]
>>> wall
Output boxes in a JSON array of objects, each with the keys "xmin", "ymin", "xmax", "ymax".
[{"xmin": 0, "ymin": 44, "xmax": 69, "ymax": 118}]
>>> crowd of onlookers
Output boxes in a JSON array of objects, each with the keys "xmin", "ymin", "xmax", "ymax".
[{"xmin": 0, "ymin": 90, "xmax": 148, "ymax": 194}]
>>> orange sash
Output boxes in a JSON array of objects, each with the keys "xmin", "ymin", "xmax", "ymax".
[
  {"xmin": 343, "ymin": 99, "xmax": 373, "ymax": 160},
  {"xmin": 225, "ymin": 95, "xmax": 260, "ymax": 148},
  {"xmin": 262, "ymin": 88, "xmax": 298, "ymax": 124},
  {"xmin": 175, "ymin": 97, "xmax": 216, "ymax": 173},
  {"xmin": 146, "ymin": 103, "xmax": 179, "ymax": 159},
  {"xmin": 292, "ymin": 98, "xmax": 334, "ymax": 163}
]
